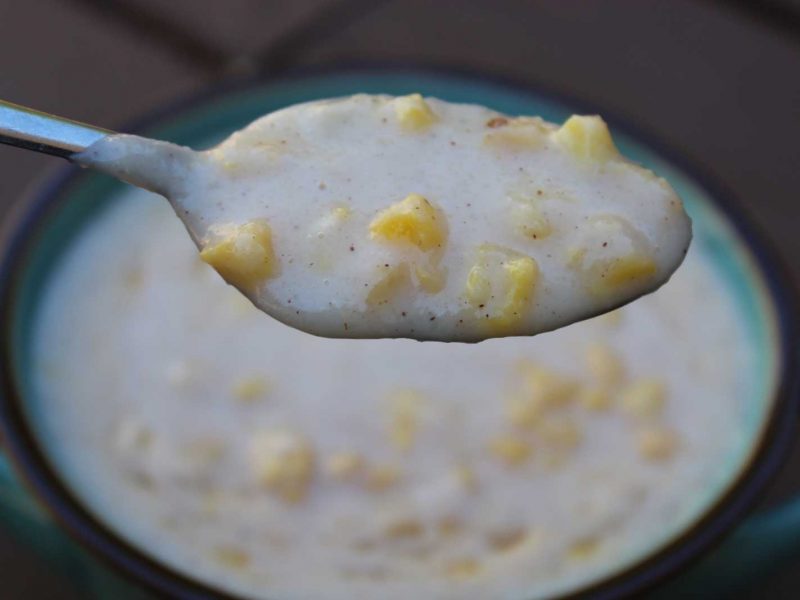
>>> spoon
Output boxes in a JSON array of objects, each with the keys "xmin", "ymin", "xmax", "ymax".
[
  {"xmin": 0, "ymin": 95, "xmax": 692, "ymax": 342},
  {"xmin": 0, "ymin": 99, "xmax": 110, "ymax": 157}
]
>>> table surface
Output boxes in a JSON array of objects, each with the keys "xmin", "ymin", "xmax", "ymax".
[{"xmin": 1, "ymin": 1, "xmax": 799, "ymax": 597}]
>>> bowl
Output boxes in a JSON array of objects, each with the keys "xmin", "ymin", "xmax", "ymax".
[{"xmin": 0, "ymin": 65, "xmax": 798, "ymax": 599}]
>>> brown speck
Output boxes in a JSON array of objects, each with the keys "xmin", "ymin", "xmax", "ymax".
[
  {"xmin": 450, "ymin": 140, "xmax": 456, "ymax": 146},
  {"xmin": 319, "ymin": 182, "xmax": 327, "ymax": 190},
  {"xmin": 487, "ymin": 117, "xmax": 509, "ymax": 128},
  {"xmin": 430, "ymin": 316, "xmax": 436, "ymax": 321},
  {"xmin": 349, "ymin": 245, "xmax": 355, "ymax": 252},
  {"xmin": 478, "ymin": 304, "xmax": 485, "ymax": 309},
  {"xmin": 537, "ymin": 190, "xmax": 543, "ymax": 196},
  {"xmin": 384, "ymin": 263, "xmax": 390, "ymax": 267},
  {"xmin": 401, "ymin": 311, "xmax": 407, "ymax": 317},
  {"xmin": 602, "ymin": 242, "xmax": 608, "ymax": 247},
  {"xmin": 344, "ymin": 322, "xmax": 349, "ymax": 331}
]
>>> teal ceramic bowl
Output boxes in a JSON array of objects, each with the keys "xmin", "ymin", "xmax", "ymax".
[{"xmin": 0, "ymin": 66, "xmax": 798, "ymax": 599}]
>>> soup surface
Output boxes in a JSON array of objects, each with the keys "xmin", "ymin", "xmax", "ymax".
[
  {"xmin": 33, "ymin": 189, "xmax": 748, "ymax": 599},
  {"xmin": 77, "ymin": 94, "xmax": 691, "ymax": 342}
]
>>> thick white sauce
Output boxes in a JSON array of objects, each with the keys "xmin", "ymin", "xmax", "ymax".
[
  {"xmin": 34, "ymin": 190, "xmax": 747, "ymax": 600},
  {"xmin": 77, "ymin": 95, "xmax": 691, "ymax": 342}
]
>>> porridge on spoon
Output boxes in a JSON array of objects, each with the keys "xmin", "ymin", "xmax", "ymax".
[{"xmin": 77, "ymin": 94, "xmax": 691, "ymax": 341}]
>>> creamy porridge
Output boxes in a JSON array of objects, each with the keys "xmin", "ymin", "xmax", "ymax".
[
  {"xmin": 77, "ymin": 94, "xmax": 691, "ymax": 341},
  {"xmin": 32, "ymin": 187, "xmax": 746, "ymax": 599}
]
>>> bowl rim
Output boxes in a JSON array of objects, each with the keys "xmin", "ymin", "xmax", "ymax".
[{"xmin": 0, "ymin": 62, "xmax": 798, "ymax": 600}]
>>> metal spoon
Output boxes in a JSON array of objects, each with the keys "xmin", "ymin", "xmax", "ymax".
[{"xmin": 0, "ymin": 99, "xmax": 112, "ymax": 158}]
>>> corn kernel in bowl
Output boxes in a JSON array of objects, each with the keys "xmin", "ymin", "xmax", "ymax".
[{"xmin": 33, "ymin": 190, "xmax": 751, "ymax": 600}]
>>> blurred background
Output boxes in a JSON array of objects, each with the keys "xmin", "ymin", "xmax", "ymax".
[{"xmin": 0, "ymin": 0, "xmax": 799, "ymax": 597}]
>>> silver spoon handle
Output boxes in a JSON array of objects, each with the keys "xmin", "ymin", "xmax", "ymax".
[{"xmin": 0, "ymin": 99, "xmax": 113, "ymax": 158}]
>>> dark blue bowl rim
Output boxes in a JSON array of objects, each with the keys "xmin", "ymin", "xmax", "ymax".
[{"xmin": 0, "ymin": 62, "xmax": 797, "ymax": 600}]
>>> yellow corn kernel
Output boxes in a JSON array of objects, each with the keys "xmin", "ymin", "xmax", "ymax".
[
  {"xmin": 552, "ymin": 115, "xmax": 619, "ymax": 162},
  {"xmin": 506, "ymin": 363, "xmax": 578, "ymax": 429},
  {"xmin": 209, "ymin": 132, "xmax": 284, "ymax": 175},
  {"xmin": 597, "ymin": 254, "xmax": 657, "ymax": 293},
  {"xmin": 511, "ymin": 202, "xmax": 553, "ymax": 240},
  {"xmin": 504, "ymin": 255, "xmax": 539, "ymax": 312},
  {"xmin": 389, "ymin": 390, "xmax": 423, "ymax": 452},
  {"xmin": 414, "ymin": 263, "xmax": 446, "ymax": 293},
  {"xmin": 326, "ymin": 451, "xmax": 364, "ymax": 480},
  {"xmin": 369, "ymin": 194, "xmax": 446, "ymax": 252},
  {"xmin": 249, "ymin": 430, "xmax": 315, "ymax": 504},
  {"xmin": 465, "ymin": 262, "xmax": 491, "ymax": 306},
  {"xmin": 574, "ymin": 253, "xmax": 657, "ymax": 298},
  {"xmin": 568, "ymin": 216, "xmax": 657, "ymax": 296},
  {"xmin": 484, "ymin": 116, "xmax": 550, "ymax": 150},
  {"xmin": 566, "ymin": 246, "xmax": 587, "ymax": 268},
  {"xmin": 445, "ymin": 558, "xmax": 482, "ymax": 578},
  {"xmin": 212, "ymin": 151, "xmax": 280, "ymax": 177},
  {"xmin": 621, "ymin": 378, "xmax": 666, "ymax": 418},
  {"xmin": 585, "ymin": 343, "xmax": 625, "ymax": 387},
  {"xmin": 232, "ymin": 376, "xmax": 271, "ymax": 402},
  {"xmin": 519, "ymin": 362, "xmax": 578, "ymax": 405},
  {"xmin": 213, "ymin": 546, "xmax": 251, "ymax": 569},
  {"xmin": 488, "ymin": 435, "xmax": 533, "ymax": 466},
  {"xmin": 577, "ymin": 386, "xmax": 612, "ymax": 411},
  {"xmin": 505, "ymin": 392, "xmax": 546, "ymax": 429},
  {"xmin": 637, "ymin": 426, "xmax": 678, "ymax": 461},
  {"xmin": 200, "ymin": 221, "xmax": 277, "ymax": 290},
  {"xmin": 364, "ymin": 464, "xmax": 401, "ymax": 492},
  {"xmin": 366, "ymin": 263, "xmax": 411, "ymax": 306},
  {"xmin": 465, "ymin": 245, "xmax": 539, "ymax": 333},
  {"xmin": 394, "ymin": 94, "xmax": 437, "ymax": 130}
]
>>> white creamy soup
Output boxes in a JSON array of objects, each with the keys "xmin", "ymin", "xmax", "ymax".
[
  {"xmin": 77, "ymin": 94, "xmax": 691, "ymax": 342},
  {"xmin": 33, "ymin": 189, "xmax": 747, "ymax": 600}
]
